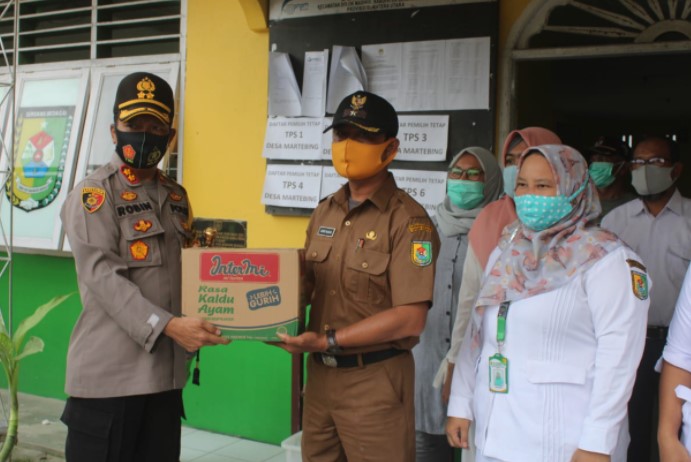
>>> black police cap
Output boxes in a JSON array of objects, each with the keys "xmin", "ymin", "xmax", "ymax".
[
  {"xmin": 113, "ymin": 72, "xmax": 175, "ymax": 126},
  {"xmin": 324, "ymin": 91, "xmax": 398, "ymax": 138},
  {"xmin": 586, "ymin": 136, "xmax": 631, "ymax": 160}
]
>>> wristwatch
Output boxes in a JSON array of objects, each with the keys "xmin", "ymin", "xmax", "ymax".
[{"xmin": 325, "ymin": 329, "xmax": 343, "ymax": 354}]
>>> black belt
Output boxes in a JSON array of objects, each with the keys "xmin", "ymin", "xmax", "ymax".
[
  {"xmin": 647, "ymin": 325, "xmax": 668, "ymax": 340},
  {"xmin": 316, "ymin": 348, "xmax": 405, "ymax": 368}
]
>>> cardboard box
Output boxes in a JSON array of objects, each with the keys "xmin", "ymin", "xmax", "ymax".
[{"xmin": 182, "ymin": 248, "xmax": 304, "ymax": 341}]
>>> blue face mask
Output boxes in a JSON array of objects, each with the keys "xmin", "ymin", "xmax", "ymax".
[
  {"xmin": 447, "ymin": 179, "xmax": 485, "ymax": 210},
  {"xmin": 502, "ymin": 166, "xmax": 518, "ymax": 198},
  {"xmin": 514, "ymin": 180, "xmax": 588, "ymax": 231}
]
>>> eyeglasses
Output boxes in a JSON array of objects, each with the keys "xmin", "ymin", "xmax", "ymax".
[
  {"xmin": 629, "ymin": 157, "xmax": 673, "ymax": 168},
  {"xmin": 449, "ymin": 167, "xmax": 483, "ymax": 180}
]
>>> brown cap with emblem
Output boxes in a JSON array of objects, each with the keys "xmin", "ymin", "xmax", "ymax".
[
  {"xmin": 324, "ymin": 91, "xmax": 398, "ymax": 138},
  {"xmin": 113, "ymin": 72, "xmax": 175, "ymax": 126}
]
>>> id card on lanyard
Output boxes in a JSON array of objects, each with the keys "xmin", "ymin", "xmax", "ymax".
[{"xmin": 489, "ymin": 301, "xmax": 510, "ymax": 393}]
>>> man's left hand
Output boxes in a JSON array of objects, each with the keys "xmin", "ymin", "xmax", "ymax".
[{"xmin": 273, "ymin": 332, "xmax": 327, "ymax": 353}]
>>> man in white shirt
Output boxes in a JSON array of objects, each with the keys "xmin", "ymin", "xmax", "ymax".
[{"xmin": 601, "ymin": 135, "xmax": 691, "ymax": 462}]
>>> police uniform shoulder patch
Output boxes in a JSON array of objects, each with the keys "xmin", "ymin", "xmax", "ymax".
[
  {"xmin": 82, "ymin": 187, "xmax": 106, "ymax": 213},
  {"xmin": 631, "ymin": 270, "xmax": 649, "ymax": 300},
  {"xmin": 411, "ymin": 240, "xmax": 433, "ymax": 267},
  {"xmin": 169, "ymin": 192, "xmax": 183, "ymax": 202}
]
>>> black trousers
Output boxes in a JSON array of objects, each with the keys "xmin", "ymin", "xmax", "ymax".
[
  {"xmin": 627, "ymin": 335, "xmax": 665, "ymax": 462},
  {"xmin": 61, "ymin": 389, "xmax": 183, "ymax": 462}
]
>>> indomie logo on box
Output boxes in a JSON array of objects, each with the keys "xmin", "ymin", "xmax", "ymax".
[{"xmin": 200, "ymin": 252, "xmax": 280, "ymax": 283}]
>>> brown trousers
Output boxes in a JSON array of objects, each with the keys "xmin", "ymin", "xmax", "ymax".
[{"xmin": 301, "ymin": 351, "xmax": 415, "ymax": 462}]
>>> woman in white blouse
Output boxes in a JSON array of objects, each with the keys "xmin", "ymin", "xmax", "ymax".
[
  {"xmin": 658, "ymin": 264, "xmax": 691, "ymax": 461},
  {"xmin": 446, "ymin": 145, "xmax": 650, "ymax": 462}
]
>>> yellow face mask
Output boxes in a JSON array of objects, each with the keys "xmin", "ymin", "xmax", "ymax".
[{"xmin": 331, "ymin": 139, "xmax": 396, "ymax": 180}]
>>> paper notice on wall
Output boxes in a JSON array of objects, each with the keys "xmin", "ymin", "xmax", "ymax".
[
  {"xmin": 262, "ymin": 117, "xmax": 324, "ymax": 160},
  {"xmin": 268, "ymin": 52, "xmax": 302, "ymax": 117},
  {"xmin": 320, "ymin": 166, "xmax": 447, "ymax": 216},
  {"xmin": 321, "ymin": 117, "xmax": 333, "ymax": 160},
  {"xmin": 444, "ymin": 37, "xmax": 491, "ymax": 110},
  {"xmin": 326, "ymin": 46, "xmax": 367, "ymax": 113},
  {"xmin": 262, "ymin": 164, "xmax": 322, "ymax": 208},
  {"xmin": 320, "ymin": 166, "xmax": 346, "ymax": 199},
  {"xmin": 360, "ymin": 42, "xmax": 403, "ymax": 109},
  {"xmin": 390, "ymin": 169, "xmax": 447, "ymax": 216},
  {"xmin": 301, "ymin": 50, "xmax": 329, "ymax": 117},
  {"xmin": 362, "ymin": 37, "xmax": 490, "ymax": 111},
  {"xmin": 397, "ymin": 115, "xmax": 449, "ymax": 161}
]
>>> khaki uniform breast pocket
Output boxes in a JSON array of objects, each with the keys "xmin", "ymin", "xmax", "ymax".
[
  {"xmin": 119, "ymin": 213, "xmax": 165, "ymax": 267},
  {"xmin": 345, "ymin": 248, "xmax": 390, "ymax": 304},
  {"xmin": 306, "ymin": 240, "xmax": 332, "ymax": 262},
  {"xmin": 171, "ymin": 217, "xmax": 194, "ymax": 248}
]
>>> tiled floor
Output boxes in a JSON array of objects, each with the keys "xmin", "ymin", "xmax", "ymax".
[{"xmin": 180, "ymin": 426, "xmax": 291, "ymax": 462}]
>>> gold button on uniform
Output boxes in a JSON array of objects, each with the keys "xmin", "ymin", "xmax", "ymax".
[
  {"xmin": 311, "ymin": 251, "xmax": 318, "ymax": 258},
  {"xmin": 362, "ymin": 262, "xmax": 369, "ymax": 269},
  {"xmin": 329, "ymin": 290, "xmax": 336, "ymax": 296},
  {"xmin": 345, "ymin": 220, "xmax": 351, "ymax": 226}
]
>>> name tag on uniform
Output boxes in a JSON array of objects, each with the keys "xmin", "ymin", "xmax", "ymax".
[
  {"xmin": 489, "ymin": 353, "xmax": 509, "ymax": 393},
  {"xmin": 318, "ymin": 226, "xmax": 335, "ymax": 238}
]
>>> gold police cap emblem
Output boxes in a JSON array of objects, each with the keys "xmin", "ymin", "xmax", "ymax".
[
  {"xmin": 137, "ymin": 77, "xmax": 156, "ymax": 100},
  {"xmin": 351, "ymin": 94, "xmax": 367, "ymax": 111}
]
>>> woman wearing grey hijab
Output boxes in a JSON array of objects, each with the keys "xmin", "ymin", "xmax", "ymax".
[{"xmin": 413, "ymin": 147, "xmax": 502, "ymax": 462}]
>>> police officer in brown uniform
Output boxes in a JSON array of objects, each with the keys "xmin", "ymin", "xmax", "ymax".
[
  {"xmin": 60, "ymin": 72, "xmax": 228, "ymax": 462},
  {"xmin": 278, "ymin": 91, "xmax": 440, "ymax": 462}
]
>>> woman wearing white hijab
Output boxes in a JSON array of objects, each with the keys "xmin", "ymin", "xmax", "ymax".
[
  {"xmin": 446, "ymin": 145, "xmax": 650, "ymax": 462},
  {"xmin": 413, "ymin": 147, "xmax": 502, "ymax": 462}
]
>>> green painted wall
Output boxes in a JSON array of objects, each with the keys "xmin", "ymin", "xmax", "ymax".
[
  {"xmin": 3, "ymin": 254, "xmax": 80, "ymax": 399},
  {"xmin": 6, "ymin": 253, "xmax": 293, "ymax": 445}
]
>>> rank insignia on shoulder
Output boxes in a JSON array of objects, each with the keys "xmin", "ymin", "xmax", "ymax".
[
  {"xmin": 81, "ymin": 187, "xmax": 106, "ymax": 214},
  {"xmin": 317, "ymin": 226, "xmax": 335, "ymax": 238},
  {"xmin": 631, "ymin": 270, "xmax": 649, "ymax": 300},
  {"xmin": 411, "ymin": 240, "xmax": 433, "ymax": 267},
  {"xmin": 120, "ymin": 166, "xmax": 139, "ymax": 184},
  {"xmin": 408, "ymin": 221, "xmax": 433, "ymax": 233},
  {"xmin": 133, "ymin": 220, "xmax": 153, "ymax": 233},
  {"xmin": 130, "ymin": 240, "xmax": 149, "ymax": 261},
  {"xmin": 169, "ymin": 192, "xmax": 183, "ymax": 201},
  {"xmin": 121, "ymin": 191, "xmax": 137, "ymax": 201}
]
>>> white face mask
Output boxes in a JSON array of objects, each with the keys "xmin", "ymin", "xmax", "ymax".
[{"xmin": 631, "ymin": 165, "xmax": 675, "ymax": 196}]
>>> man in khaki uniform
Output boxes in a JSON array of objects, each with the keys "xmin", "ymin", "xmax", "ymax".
[
  {"xmin": 279, "ymin": 91, "xmax": 440, "ymax": 462},
  {"xmin": 60, "ymin": 72, "xmax": 228, "ymax": 462}
]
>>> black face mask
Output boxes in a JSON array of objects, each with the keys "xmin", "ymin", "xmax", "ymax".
[{"xmin": 114, "ymin": 128, "xmax": 170, "ymax": 169}]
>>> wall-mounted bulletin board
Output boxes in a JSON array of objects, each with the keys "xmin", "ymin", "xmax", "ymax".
[{"xmin": 262, "ymin": 0, "xmax": 498, "ymax": 217}]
